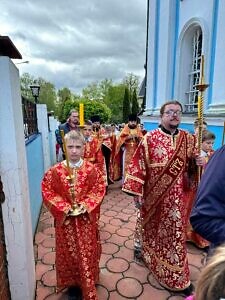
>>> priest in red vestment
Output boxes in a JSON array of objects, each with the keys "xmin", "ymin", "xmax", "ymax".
[
  {"xmin": 83, "ymin": 120, "xmax": 107, "ymax": 186},
  {"xmin": 114, "ymin": 114, "xmax": 143, "ymax": 181},
  {"xmin": 42, "ymin": 130, "xmax": 105, "ymax": 300},
  {"xmin": 122, "ymin": 101, "xmax": 205, "ymax": 296}
]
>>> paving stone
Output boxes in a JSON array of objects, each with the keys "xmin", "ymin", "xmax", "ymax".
[
  {"xmin": 100, "ymin": 230, "xmax": 111, "ymax": 241},
  {"xmin": 103, "ymin": 210, "xmax": 118, "ymax": 217},
  {"xmin": 98, "ymin": 269, "xmax": 123, "ymax": 291},
  {"xmin": 36, "ymin": 262, "xmax": 53, "ymax": 280},
  {"xmin": 43, "ymin": 227, "xmax": 55, "ymax": 236},
  {"xmin": 35, "ymin": 232, "xmax": 49, "ymax": 245},
  {"xmin": 99, "ymin": 254, "xmax": 112, "ymax": 269},
  {"xmin": 109, "ymin": 218, "xmax": 124, "ymax": 226},
  {"xmin": 116, "ymin": 227, "xmax": 133, "ymax": 237},
  {"xmin": 102, "ymin": 242, "xmax": 119, "ymax": 255},
  {"xmin": 42, "ymin": 251, "xmax": 56, "ymax": 265},
  {"xmin": 38, "ymin": 244, "xmax": 51, "ymax": 260},
  {"xmin": 113, "ymin": 246, "xmax": 134, "ymax": 262},
  {"xmin": 123, "ymin": 261, "xmax": 150, "ymax": 283},
  {"xmin": 106, "ymin": 257, "xmax": 129, "ymax": 273},
  {"xmin": 107, "ymin": 233, "xmax": 127, "ymax": 246},
  {"xmin": 96, "ymin": 285, "xmax": 109, "ymax": 299},
  {"xmin": 139, "ymin": 283, "xmax": 171, "ymax": 300},
  {"xmin": 121, "ymin": 208, "xmax": 136, "ymax": 215},
  {"xmin": 42, "ymin": 237, "xmax": 55, "ymax": 248},
  {"xmin": 36, "ymin": 282, "xmax": 55, "ymax": 300},
  {"xmin": 116, "ymin": 277, "xmax": 143, "ymax": 298},
  {"xmin": 124, "ymin": 239, "xmax": 134, "ymax": 250},
  {"xmin": 42, "ymin": 269, "xmax": 57, "ymax": 287}
]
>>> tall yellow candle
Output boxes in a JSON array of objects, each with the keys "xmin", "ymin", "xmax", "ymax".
[{"xmin": 79, "ymin": 103, "xmax": 84, "ymax": 126}]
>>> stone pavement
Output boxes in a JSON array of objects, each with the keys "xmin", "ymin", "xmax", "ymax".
[{"xmin": 34, "ymin": 181, "xmax": 206, "ymax": 300}]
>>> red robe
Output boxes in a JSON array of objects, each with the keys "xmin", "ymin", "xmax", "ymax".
[
  {"xmin": 114, "ymin": 124, "xmax": 143, "ymax": 180},
  {"xmin": 101, "ymin": 133, "xmax": 117, "ymax": 183},
  {"xmin": 122, "ymin": 128, "xmax": 198, "ymax": 291},
  {"xmin": 42, "ymin": 160, "xmax": 105, "ymax": 300},
  {"xmin": 186, "ymin": 149, "xmax": 214, "ymax": 248},
  {"xmin": 83, "ymin": 137, "xmax": 107, "ymax": 185}
]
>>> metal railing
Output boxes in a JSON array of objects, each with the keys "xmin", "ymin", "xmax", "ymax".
[{"xmin": 22, "ymin": 96, "xmax": 38, "ymax": 138}]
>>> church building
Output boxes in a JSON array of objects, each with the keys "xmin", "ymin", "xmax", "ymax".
[{"xmin": 141, "ymin": 0, "xmax": 225, "ymax": 149}]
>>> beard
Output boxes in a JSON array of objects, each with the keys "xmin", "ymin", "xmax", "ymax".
[
  {"xmin": 128, "ymin": 124, "xmax": 137, "ymax": 129},
  {"xmin": 169, "ymin": 124, "xmax": 179, "ymax": 130}
]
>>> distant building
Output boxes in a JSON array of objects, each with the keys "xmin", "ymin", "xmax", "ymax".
[{"xmin": 140, "ymin": 0, "xmax": 225, "ymax": 149}]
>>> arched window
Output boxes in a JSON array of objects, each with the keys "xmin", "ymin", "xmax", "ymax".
[{"xmin": 185, "ymin": 28, "xmax": 202, "ymax": 112}]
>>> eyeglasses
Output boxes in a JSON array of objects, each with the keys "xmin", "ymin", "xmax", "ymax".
[{"xmin": 164, "ymin": 110, "xmax": 182, "ymax": 117}]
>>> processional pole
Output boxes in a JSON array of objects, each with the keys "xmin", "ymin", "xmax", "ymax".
[
  {"xmin": 196, "ymin": 55, "xmax": 209, "ymax": 183},
  {"xmin": 222, "ymin": 121, "xmax": 225, "ymax": 146}
]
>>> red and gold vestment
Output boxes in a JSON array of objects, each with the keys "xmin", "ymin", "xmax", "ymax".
[
  {"xmin": 186, "ymin": 149, "xmax": 214, "ymax": 249},
  {"xmin": 42, "ymin": 160, "xmax": 105, "ymax": 300},
  {"xmin": 114, "ymin": 124, "xmax": 143, "ymax": 180},
  {"xmin": 123, "ymin": 128, "xmax": 198, "ymax": 291},
  {"xmin": 83, "ymin": 137, "xmax": 107, "ymax": 185}
]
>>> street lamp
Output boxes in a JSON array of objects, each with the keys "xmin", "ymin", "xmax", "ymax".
[{"xmin": 30, "ymin": 82, "xmax": 40, "ymax": 103}]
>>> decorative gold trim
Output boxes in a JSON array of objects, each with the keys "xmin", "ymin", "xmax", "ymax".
[
  {"xmin": 122, "ymin": 187, "xmax": 143, "ymax": 197},
  {"xmin": 125, "ymin": 174, "xmax": 145, "ymax": 184}
]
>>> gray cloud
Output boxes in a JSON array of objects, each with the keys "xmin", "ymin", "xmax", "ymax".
[{"xmin": 0, "ymin": 0, "xmax": 147, "ymax": 93}]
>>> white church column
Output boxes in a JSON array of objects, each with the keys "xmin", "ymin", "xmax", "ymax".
[
  {"xmin": 208, "ymin": 0, "xmax": 225, "ymax": 113},
  {"xmin": 145, "ymin": 0, "xmax": 177, "ymax": 115},
  {"xmin": 0, "ymin": 57, "xmax": 35, "ymax": 300}
]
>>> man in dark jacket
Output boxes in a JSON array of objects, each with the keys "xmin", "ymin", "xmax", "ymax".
[
  {"xmin": 190, "ymin": 145, "xmax": 225, "ymax": 248},
  {"xmin": 56, "ymin": 109, "xmax": 79, "ymax": 158}
]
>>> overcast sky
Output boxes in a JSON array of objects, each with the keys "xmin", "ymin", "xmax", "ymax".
[{"xmin": 0, "ymin": 0, "xmax": 147, "ymax": 94}]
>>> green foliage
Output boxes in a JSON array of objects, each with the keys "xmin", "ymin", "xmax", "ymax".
[
  {"xmin": 20, "ymin": 72, "xmax": 35, "ymax": 99},
  {"xmin": 60, "ymin": 99, "xmax": 111, "ymax": 124},
  {"xmin": 131, "ymin": 88, "xmax": 139, "ymax": 115},
  {"xmin": 20, "ymin": 73, "xmax": 57, "ymax": 112},
  {"xmin": 123, "ymin": 73, "xmax": 139, "ymax": 95},
  {"xmin": 104, "ymin": 84, "xmax": 125, "ymax": 123},
  {"xmin": 37, "ymin": 79, "xmax": 57, "ymax": 112},
  {"xmin": 123, "ymin": 87, "xmax": 131, "ymax": 122}
]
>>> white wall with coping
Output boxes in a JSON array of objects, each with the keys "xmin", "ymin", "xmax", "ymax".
[
  {"xmin": 49, "ymin": 116, "xmax": 58, "ymax": 164},
  {"xmin": 37, "ymin": 104, "xmax": 51, "ymax": 171},
  {"xmin": 0, "ymin": 57, "xmax": 35, "ymax": 300}
]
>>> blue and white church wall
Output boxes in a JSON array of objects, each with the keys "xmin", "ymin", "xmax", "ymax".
[{"xmin": 142, "ymin": 0, "xmax": 225, "ymax": 150}]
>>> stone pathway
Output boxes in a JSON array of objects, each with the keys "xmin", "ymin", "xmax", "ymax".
[{"xmin": 34, "ymin": 181, "xmax": 206, "ymax": 299}]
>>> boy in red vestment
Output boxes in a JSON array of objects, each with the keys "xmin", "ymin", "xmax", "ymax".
[
  {"xmin": 186, "ymin": 130, "xmax": 216, "ymax": 249},
  {"xmin": 83, "ymin": 120, "xmax": 107, "ymax": 186},
  {"xmin": 42, "ymin": 130, "xmax": 105, "ymax": 300}
]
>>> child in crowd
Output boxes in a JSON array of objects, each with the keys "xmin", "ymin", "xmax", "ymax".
[
  {"xmin": 185, "ymin": 244, "xmax": 225, "ymax": 300},
  {"xmin": 201, "ymin": 130, "xmax": 216, "ymax": 165},
  {"xmin": 42, "ymin": 130, "xmax": 105, "ymax": 300}
]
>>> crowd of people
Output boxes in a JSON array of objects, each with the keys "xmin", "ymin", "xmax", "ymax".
[{"xmin": 41, "ymin": 101, "xmax": 225, "ymax": 300}]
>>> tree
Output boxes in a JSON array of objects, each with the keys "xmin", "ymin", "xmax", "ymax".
[
  {"xmin": 37, "ymin": 78, "xmax": 57, "ymax": 112},
  {"xmin": 60, "ymin": 99, "xmax": 111, "ymax": 124},
  {"xmin": 104, "ymin": 84, "xmax": 125, "ymax": 123},
  {"xmin": 20, "ymin": 72, "xmax": 35, "ymax": 99},
  {"xmin": 131, "ymin": 88, "xmax": 139, "ymax": 115},
  {"xmin": 123, "ymin": 73, "xmax": 139, "ymax": 98},
  {"xmin": 123, "ymin": 87, "xmax": 131, "ymax": 122}
]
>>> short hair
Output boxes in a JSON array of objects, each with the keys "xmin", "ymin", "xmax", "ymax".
[
  {"xmin": 195, "ymin": 244, "xmax": 225, "ymax": 300},
  {"xmin": 64, "ymin": 130, "xmax": 85, "ymax": 144},
  {"xmin": 84, "ymin": 120, "xmax": 92, "ymax": 126},
  {"xmin": 202, "ymin": 130, "xmax": 216, "ymax": 142},
  {"xmin": 69, "ymin": 109, "xmax": 78, "ymax": 116},
  {"xmin": 160, "ymin": 100, "xmax": 183, "ymax": 116},
  {"xmin": 194, "ymin": 118, "xmax": 208, "ymax": 129}
]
